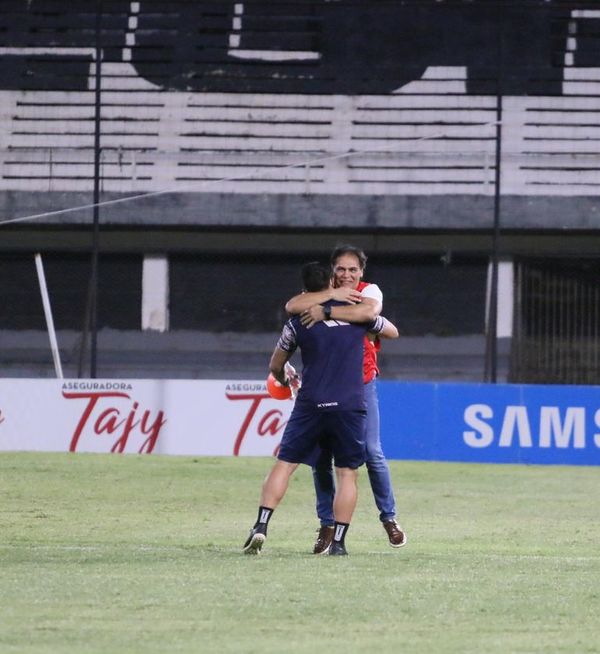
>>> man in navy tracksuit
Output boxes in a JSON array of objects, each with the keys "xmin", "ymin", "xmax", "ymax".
[{"xmin": 243, "ymin": 262, "xmax": 384, "ymax": 556}]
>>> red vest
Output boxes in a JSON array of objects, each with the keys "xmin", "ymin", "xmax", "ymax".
[{"xmin": 357, "ymin": 281, "xmax": 380, "ymax": 383}]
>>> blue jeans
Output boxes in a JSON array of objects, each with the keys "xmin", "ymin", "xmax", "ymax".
[{"xmin": 312, "ymin": 379, "xmax": 397, "ymax": 525}]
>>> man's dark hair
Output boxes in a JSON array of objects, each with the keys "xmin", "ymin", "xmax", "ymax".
[
  {"xmin": 330, "ymin": 244, "xmax": 367, "ymax": 270},
  {"xmin": 301, "ymin": 261, "xmax": 331, "ymax": 292}
]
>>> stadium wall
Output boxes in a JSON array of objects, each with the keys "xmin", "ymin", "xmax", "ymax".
[
  {"xmin": 2, "ymin": 1, "xmax": 600, "ymax": 383},
  {"xmin": 1, "ymin": 378, "xmax": 598, "ymax": 465},
  {"xmin": 2, "ymin": 0, "xmax": 600, "ymax": 231}
]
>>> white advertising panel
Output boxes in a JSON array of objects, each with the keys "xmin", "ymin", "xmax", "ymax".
[{"xmin": 0, "ymin": 379, "xmax": 294, "ymax": 456}]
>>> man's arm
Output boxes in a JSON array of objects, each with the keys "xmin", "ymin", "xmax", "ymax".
[
  {"xmin": 269, "ymin": 320, "xmax": 298, "ymax": 385},
  {"xmin": 378, "ymin": 317, "xmax": 399, "ymax": 339},
  {"xmin": 269, "ymin": 347, "xmax": 292, "ymax": 386},
  {"xmin": 365, "ymin": 315, "xmax": 398, "ymax": 341},
  {"xmin": 285, "ymin": 286, "xmax": 362, "ymax": 314},
  {"xmin": 300, "ymin": 296, "xmax": 382, "ymax": 328}
]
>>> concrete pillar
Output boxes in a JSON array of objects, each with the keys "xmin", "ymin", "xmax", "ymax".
[
  {"xmin": 142, "ymin": 255, "xmax": 169, "ymax": 331},
  {"xmin": 486, "ymin": 258, "xmax": 514, "ymax": 338}
]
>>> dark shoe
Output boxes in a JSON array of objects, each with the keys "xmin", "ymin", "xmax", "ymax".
[
  {"xmin": 313, "ymin": 525, "xmax": 334, "ymax": 555},
  {"xmin": 243, "ymin": 524, "xmax": 266, "ymax": 554},
  {"xmin": 383, "ymin": 519, "xmax": 407, "ymax": 548},
  {"xmin": 328, "ymin": 541, "xmax": 348, "ymax": 556}
]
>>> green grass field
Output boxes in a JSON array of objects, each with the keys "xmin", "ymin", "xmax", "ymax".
[{"xmin": 1, "ymin": 453, "xmax": 599, "ymax": 654}]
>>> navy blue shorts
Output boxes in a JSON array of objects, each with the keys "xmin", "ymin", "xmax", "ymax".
[{"xmin": 278, "ymin": 408, "xmax": 367, "ymax": 469}]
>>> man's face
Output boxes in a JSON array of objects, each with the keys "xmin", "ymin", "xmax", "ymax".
[{"xmin": 332, "ymin": 253, "xmax": 363, "ymax": 289}]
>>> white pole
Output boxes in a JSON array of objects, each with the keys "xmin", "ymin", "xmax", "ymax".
[{"xmin": 34, "ymin": 253, "xmax": 64, "ymax": 379}]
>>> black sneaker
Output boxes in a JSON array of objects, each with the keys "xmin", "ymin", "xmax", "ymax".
[
  {"xmin": 243, "ymin": 524, "xmax": 267, "ymax": 555},
  {"xmin": 328, "ymin": 541, "xmax": 348, "ymax": 556},
  {"xmin": 313, "ymin": 525, "xmax": 335, "ymax": 555}
]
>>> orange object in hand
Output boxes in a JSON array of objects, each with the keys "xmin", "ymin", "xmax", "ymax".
[{"xmin": 266, "ymin": 373, "xmax": 292, "ymax": 400}]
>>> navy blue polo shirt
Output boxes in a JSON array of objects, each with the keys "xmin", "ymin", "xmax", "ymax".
[{"xmin": 277, "ymin": 302, "xmax": 384, "ymax": 412}]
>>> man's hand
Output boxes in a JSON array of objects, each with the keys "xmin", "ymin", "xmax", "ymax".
[
  {"xmin": 330, "ymin": 287, "xmax": 362, "ymax": 304},
  {"xmin": 284, "ymin": 362, "xmax": 302, "ymax": 398},
  {"xmin": 300, "ymin": 305, "xmax": 326, "ymax": 328}
]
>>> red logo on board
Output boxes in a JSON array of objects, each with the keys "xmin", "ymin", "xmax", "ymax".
[
  {"xmin": 226, "ymin": 391, "xmax": 289, "ymax": 456},
  {"xmin": 63, "ymin": 391, "xmax": 167, "ymax": 454}
]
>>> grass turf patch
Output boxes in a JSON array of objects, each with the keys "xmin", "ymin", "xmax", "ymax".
[{"xmin": 1, "ymin": 453, "xmax": 599, "ymax": 653}]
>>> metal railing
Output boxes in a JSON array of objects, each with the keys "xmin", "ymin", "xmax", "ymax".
[{"xmin": 510, "ymin": 259, "xmax": 600, "ymax": 384}]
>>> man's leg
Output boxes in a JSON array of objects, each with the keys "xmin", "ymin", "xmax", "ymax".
[
  {"xmin": 364, "ymin": 380, "xmax": 396, "ymax": 521},
  {"xmin": 363, "ymin": 380, "xmax": 406, "ymax": 547},
  {"xmin": 260, "ymin": 459, "xmax": 298, "ymax": 508},
  {"xmin": 333, "ymin": 465, "xmax": 359, "ymax": 523},
  {"xmin": 312, "ymin": 448, "xmax": 336, "ymax": 526},
  {"xmin": 330, "ymin": 466, "xmax": 359, "ymax": 556},
  {"xmin": 311, "ymin": 448, "xmax": 335, "ymax": 554},
  {"xmin": 326, "ymin": 409, "xmax": 366, "ymax": 556},
  {"xmin": 243, "ymin": 460, "xmax": 298, "ymax": 554}
]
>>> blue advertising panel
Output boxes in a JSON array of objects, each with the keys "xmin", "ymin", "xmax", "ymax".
[{"xmin": 378, "ymin": 381, "xmax": 600, "ymax": 465}]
